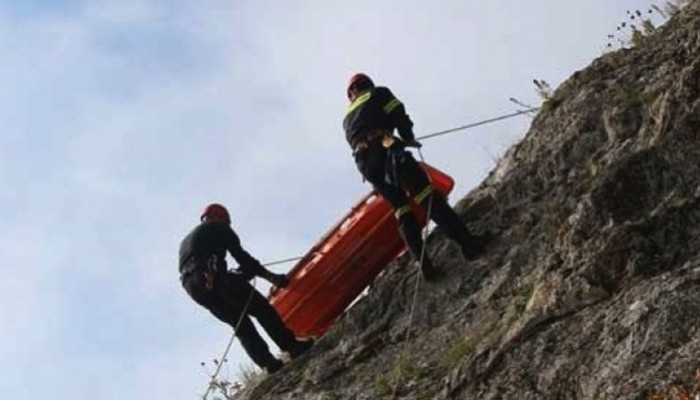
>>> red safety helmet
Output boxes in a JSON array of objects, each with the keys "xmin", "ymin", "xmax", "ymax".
[
  {"xmin": 200, "ymin": 203, "xmax": 231, "ymax": 223},
  {"xmin": 347, "ymin": 73, "xmax": 374, "ymax": 100}
]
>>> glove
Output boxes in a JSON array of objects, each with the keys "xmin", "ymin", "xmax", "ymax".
[
  {"xmin": 266, "ymin": 273, "xmax": 290, "ymax": 288},
  {"xmin": 404, "ymin": 138, "xmax": 422, "ymax": 148}
]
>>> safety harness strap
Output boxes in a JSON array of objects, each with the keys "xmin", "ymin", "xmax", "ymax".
[
  {"xmin": 414, "ymin": 185, "xmax": 435, "ymax": 204},
  {"xmin": 394, "ymin": 205, "xmax": 413, "ymax": 219}
]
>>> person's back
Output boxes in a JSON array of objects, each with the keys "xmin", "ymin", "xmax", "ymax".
[
  {"xmin": 179, "ymin": 220, "xmax": 252, "ymax": 280},
  {"xmin": 343, "ymin": 86, "xmax": 406, "ymax": 148}
]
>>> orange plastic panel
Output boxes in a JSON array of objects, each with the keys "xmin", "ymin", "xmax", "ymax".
[{"xmin": 268, "ymin": 163, "xmax": 455, "ymax": 338}]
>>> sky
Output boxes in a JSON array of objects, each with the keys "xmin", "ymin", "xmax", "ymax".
[{"xmin": 0, "ymin": 0, "xmax": 664, "ymax": 398}]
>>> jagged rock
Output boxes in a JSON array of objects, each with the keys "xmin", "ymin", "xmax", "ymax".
[{"xmin": 232, "ymin": 2, "xmax": 700, "ymax": 399}]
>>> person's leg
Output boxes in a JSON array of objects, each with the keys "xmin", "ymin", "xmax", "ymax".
[
  {"xmin": 227, "ymin": 275, "xmax": 313, "ymax": 360},
  {"xmin": 428, "ymin": 194, "xmax": 487, "ymax": 259},
  {"xmin": 232, "ymin": 314, "xmax": 282, "ymax": 371},
  {"xmin": 211, "ymin": 275, "xmax": 283, "ymax": 371},
  {"xmin": 356, "ymin": 146, "xmax": 439, "ymax": 279},
  {"xmin": 400, "ymin": 152, "xmax": 486, "ymax": 260},
  {"xmin": 249, "ymin": 287, "xmax": 314, "ymax": 358},
  {"xmin": 182, "ymin": 272, "xmax": 214, "ymax": 309},
  {"xmin": 357, "ymin": 147, "xmax": 425, "ymax": 256},
  {"xmin": 245, "ymin": 288, "xmax": 299, "ymax": 351}
]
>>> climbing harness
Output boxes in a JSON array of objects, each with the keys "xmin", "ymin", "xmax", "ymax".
[
  {"xmin": 204, "ymin": 255, "xmax": 217, "ymax": 291},
  {"xmin": 385, "ymin": 141, "xmax": 405, "ymax": 187},
  {"xmin": 352, "ymin": 129, "xmax": 392, "ymax": 155}
]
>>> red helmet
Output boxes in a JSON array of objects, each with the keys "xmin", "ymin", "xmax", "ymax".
[
  {"xmin": 347, "ymin": 73, "xmax": 374, "ymax": 100},
  {"xmin": 200, "ymin": 203, "xmax": 231, "ymax": 223}
]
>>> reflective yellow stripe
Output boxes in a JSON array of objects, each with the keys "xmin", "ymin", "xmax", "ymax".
[
  {"xmin": 346, "ymin": 91, "xmax": 372, "ymax": 115},
  {"xmin": 414, "ymin": 185, "xmax": 434, "ymax": 204},
  {"xmin": 383, "ymin": 98, "xmax": 402, "ymax": 114},
  {"xmin": 394, "ymin": 205, "xmax": 413, "ymax": 219}
]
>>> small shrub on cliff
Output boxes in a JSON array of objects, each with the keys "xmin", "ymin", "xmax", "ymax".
[
  {"xmin": 510, "ymin": 287, "xmax": 533, "ymax": 321},
  {"xmin": 374, "ymin": 374, "xmax": 392, "ymax": 397},
  {"xmin": 606, "ymin": 1, "xmax": 689, "ymax": 50},
  {"xmin": 442, "ymin": 336, "xmax": 476, "ymax": 368},
  {"xmin": 373, "ymin": 357, "xmax": 429, "ymax": 398}
]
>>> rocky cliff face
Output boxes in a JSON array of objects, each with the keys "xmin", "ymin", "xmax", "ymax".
[{"xmin": 236, "ymin": 2, "xmax": 700, "ymax": 399}]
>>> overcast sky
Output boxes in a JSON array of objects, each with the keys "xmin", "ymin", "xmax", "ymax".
[{"xmin": 0, "ymin": 1, "xmax": 662, "ymax": 398}]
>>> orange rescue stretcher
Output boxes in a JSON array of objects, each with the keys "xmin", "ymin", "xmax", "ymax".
[{"xmin": 269, "ymin": 163, "xmax": 455, "ymax": 338}]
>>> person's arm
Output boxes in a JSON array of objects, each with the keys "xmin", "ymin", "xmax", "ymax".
[
  {"xmin": 379, "ymin": 87, "xmax": 417, "ymax": 145},
  {"xmin": 223, "ymin": 226, "xmax": 289, "ymax": 287}
]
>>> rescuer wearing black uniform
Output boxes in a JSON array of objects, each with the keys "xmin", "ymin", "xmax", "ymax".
[
  {"xmin": 343, "ymin": 73, "xmax": 487, "ymax": 281},
  {"xmin": 179, "ymin": 203, "xmax": 313, "ymax": 373}
]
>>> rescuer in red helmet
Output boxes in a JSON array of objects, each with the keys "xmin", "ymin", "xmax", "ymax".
[
  {"xmin": 179, "ymin": 203, "xmax": 313, "ymax": 373},
  {"xmin": 343, "ymin": 73, "xmax": 487, "ymax": 280}
]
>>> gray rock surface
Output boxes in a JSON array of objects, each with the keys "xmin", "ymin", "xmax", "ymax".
[{"xmin": 234, "ymin": 2, "xmax": 700, "ymax": 398}]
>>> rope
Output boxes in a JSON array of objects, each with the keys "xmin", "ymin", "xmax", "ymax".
[
  {"xmin": 390, "ymin": 147, "xmax": 434, "ymax": 398},
  {"xmin": 201, "ymin": 278, "xmax": 258, "ymax": 400},
  {"xmin": 262, "ymin": 256, "xmax": 303, "ymax": 267},
  {"xmin": 416, "ymin": 107, "xmax": 539, "ymax": 141}
]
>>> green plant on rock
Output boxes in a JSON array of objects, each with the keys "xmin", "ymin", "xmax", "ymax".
[
  {"xmin": 530, "ymin": 78, "xmax": 560, "ymax": 114},
  {"xmin": 510, "ymin": 287, "xmax": 532, "ymax": 321},
  {"xmin": 585, "ymin": 158, "xmax": 600, "ymax": 183},
  {"xmin": 613, "ymin": 87, "xmax": 637, "ymax": 106},
  {"xmin": 612, "ymin": 86, "xmax": 656, "ymax": 108},
  {"xmin": 395, "ymin": 356, "xmax": 428, "ymax": 383},
  {"xmin": 666, "ymin": 195, "xmax": 688, "ymax": 209},
  {"xmin": 300, "ymin": 376, "xmax": 314, "ymax": 391},
  {"xmin": 320, "ymin": 391, "xmax": 343, "ymax": 400},
  {"xmin": 442, "ymin": 336, "xmax": 476, "ymax": 368},
  {"xmin": 606, "ymin": 1, "xmax": 689, "ymax": 51},
  {"xmin": 541, "ymin": 97, "xmax": 562, "ymax": 113},
  {"xmin": 354, "ymin": 366, "xmax": 374, "ymax": 387},
  {"xmin": 607, "ymin": 8, "xmax": 657, "ymax": 49},
  {"xmin": 373, "ymin": 356, "xmax": 429, "ymax": 398},
  {"xmin": 515, "ymin": 365, "xmax": 529, "ymax": 382},
  {"xmin": 417, "ymin": 389, "xmax": 435, "ymax": 400},
  {"xmin": 374, "ymin": 374, "xmax": 392, "ymax": 397}
]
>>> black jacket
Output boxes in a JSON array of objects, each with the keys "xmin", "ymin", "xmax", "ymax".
[
  {"xmin": 179, "ymin": 221, "xmax": 265, "ymax": 280},
  {"xmin": 343, "ymin": 86, "xmax": 415, "ymax": 148}
]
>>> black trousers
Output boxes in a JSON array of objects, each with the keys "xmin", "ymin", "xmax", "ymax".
[
  {"xmin": 354, "ymin": 143, "xmax": 471, "ymax": 259},
  {"xmin": 182, "ymin": 271, "xmax": 297, "ymax": 369}
]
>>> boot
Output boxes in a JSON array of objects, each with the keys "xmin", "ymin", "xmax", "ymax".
[
  {"xmin": 459, "ymin": 233, "xmax": 489, "ymax": 261},
  {"xmin": 424, "ymin": 194, "xmax": 487, "ymax": 261},
  {"xmin": 263, "ymin": 358, "xmax": 284, "ymax": 374},
  {"xmin": 287, "ymin": 339, "xmax": 314, "ymax": 359},
  {"xmin": 419, "ymin": 257, "xmax": 443, "ymax": 282}
]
